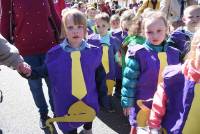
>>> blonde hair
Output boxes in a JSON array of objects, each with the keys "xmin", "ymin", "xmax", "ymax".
[
  {"xmin": 186, "ymin": 29, "xmax": 200, "ymax": 60},
  {"xmin": 128, "ymin": 16, "xmax": 143, "ymax": 36},
  {"xmin": 61, "ymin": 9, "xmax": 87, "ymax": 39},
  {"xmin": 95, "ymin": 12, "xmax": 110, "ymax": 23},
  {"xmin": 142, "ymin": 11, "xmax": 168, "ymax": 34},
  {"xmin": 183, "ymin": 5, "xmax": 200, "ymax": 17}
]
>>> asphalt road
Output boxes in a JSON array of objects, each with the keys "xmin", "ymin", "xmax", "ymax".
[{"xmin": 0, "ymin": 66, "xmax": 130, "ymax": 134}]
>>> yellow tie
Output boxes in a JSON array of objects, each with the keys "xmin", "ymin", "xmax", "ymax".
[
  {"xmin": 102, "ymin": 45, "xmax": 109, "ymax": 74},
  {"xmin": 158, "ymin": 52, "xmax": 168, "ymax": 83},
  {"xmin": 71, "ymin": 51, "xmax": 87, "ymax": 99}
]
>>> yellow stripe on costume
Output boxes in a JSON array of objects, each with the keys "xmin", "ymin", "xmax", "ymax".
[
  {"xmin": 183, "ymin": 84, "xmax": 200, "ymax": 134},
  {"xmin": 158, "ymin": 52, "xmax": 168, "ymax": 83},
  {"xmin": 102, "ymin": 46, "xmax": 109, "ymax": 74},
  {"xmin": 71, "ymin": 51, "xmax": 87, "ymax": 99}
]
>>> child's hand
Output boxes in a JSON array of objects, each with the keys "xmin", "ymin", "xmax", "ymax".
[
  {"xmin": 16, "ymin": 62, "xmax": 31, "ymax": 77},
  {"xmin": 123, "ymin": 107, "xmax": 131, "ymax": 116}
]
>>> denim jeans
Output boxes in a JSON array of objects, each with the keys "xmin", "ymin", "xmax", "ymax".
[{"xmin": 23, "ymin": 54, "xmax": 54, "ymax": 116}]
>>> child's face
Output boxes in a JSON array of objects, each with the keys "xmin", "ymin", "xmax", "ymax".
[
  {"xmin": 110, "ymin": 20, "xmax": 120, "ymax": 29},
  {"xmin": 87, "ymin": 9, "xmax": 97, "ymax": 19},
  {"xmin": 144, "ymin": 18, "xmax": 167, "ymax": 45},
  {"xmin": 95, "ymin": 19, "xmax": 110, "ymax": 36},
  {"xmin": 183, "ymin": 9, "xmax": 200, "ymax": 28},
  {"xmin": 65, "ymin": 15, "xmax": 85, "ymax": 48},
  {"xmin": 121, "ymin": 20, "xmax": 132, "ymax": 32}
]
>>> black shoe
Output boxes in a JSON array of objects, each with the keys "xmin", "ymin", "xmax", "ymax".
[
  {"xmin": 0, "ymin": 129, "xmax": 2, "ymax": 134},
  {"xmin": 39, "ymin": 115, "xmax": 50, "ymax": 129}
]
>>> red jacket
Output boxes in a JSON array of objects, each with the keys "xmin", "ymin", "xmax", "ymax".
[
  {"xmin": 0, "ymin": 0, "xmax": 61, "ymax": 56},
  {"xmin": 53, "ymin": 0, "xmax": 66, "ymax": 18}
]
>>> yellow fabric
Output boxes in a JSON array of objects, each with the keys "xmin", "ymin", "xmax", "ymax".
[
  {"xmin": 136, "ymin": 0, "xmax": 160, "ymax": 16},
  {"xmin": 71, "ymin": 51, "xmax": 87, "ymax": 99},
  {"xmin": 136, "ymin": 100, "xmax": 151, "ymax": 127},
  {"xmin": 183, "ymin": 84, "xmax": 200, "ymax": 134},
  {"xmin": 106, "ymin": 79, "xmax": 116, "ymax": 95},
  {"xmin": 46, "ymin": 101, "xmax": 96, "ymax": 134},
  {"xmin": 102, "ymin": 46, "xmax": 109, "ymax": 74},
  {"xmin": 158, "ymin": 52, "xmax": 168, "ymax": 84}
]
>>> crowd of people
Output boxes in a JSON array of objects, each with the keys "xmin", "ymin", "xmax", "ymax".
[{"xmin": 0, "ymin": 0, "xmax": 200, "ymax": 134}]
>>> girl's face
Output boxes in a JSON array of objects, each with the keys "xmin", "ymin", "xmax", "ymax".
[
  {"xmin": 87, "ymin": 9, "xmax": 97, "ymax": 19},
  {"xmin": 121, "ymin": 20, "xmax": 132, "ymax": 32},
  {"xmin": 144, "ymin": 18, "xmax": 167, "ymax": 45},
  {"xmin": 110, "ymin": 20, "xmax": 120, "ymax": 29},
  {"xmin": 95, "ymin": 19, "xmax": 110, "ymax": 36},
  {"xmin": 65, "ymin": 15, "xmax": 85, "ymax": 48}
]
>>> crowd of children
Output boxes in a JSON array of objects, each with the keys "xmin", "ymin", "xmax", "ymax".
[{"xmin": 1, "ymin": 0, "xmax": 200, "ymax": 134}]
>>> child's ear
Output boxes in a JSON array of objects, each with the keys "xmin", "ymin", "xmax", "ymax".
[{"xmin": 182, "ymin": 17, "xmax": 186, "ymax": 23}]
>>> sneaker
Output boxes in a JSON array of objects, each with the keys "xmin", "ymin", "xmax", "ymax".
[
  {"xmin": 79, "ymin": 129, "xmax": 92, "ymax": 134},
  {"xmin": 39, "ymin": 115, "xmax": 50, "ymax": 129}
]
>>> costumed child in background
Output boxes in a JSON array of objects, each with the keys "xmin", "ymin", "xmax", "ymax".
[
  {"xmin": 26, "ymin": 9, "xmax": 109, "ymax": 134},
  {"xmin": 148, "ymin": 28, "xmax": 200, "ymax": 134},
  {"xmin": 119, "ymin": 16, "xmax": 145, "ymax": 80},
  {"xmin": 88, "ymin": 12, "xmax": 121, "ymax": 112},
  {"xmin": 111, "ymin": 10, "xmax": 134, "ymax": 98},
  {"xmin": 86, "ymin": 6, "xmax": 98, "ymax": 35},
  {"xmin": 167, "ymin": 5, "xmax": 200, "ymax": 62},
  {"xmin": 109, "ymin": 14, "xmax": 121, "ymax": 34},
  {"xmin": 121, "ymin": 11, "xmax": 181, "ymax": 134}
]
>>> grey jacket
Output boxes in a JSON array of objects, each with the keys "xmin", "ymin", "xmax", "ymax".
[{"xmin": 0, "ymin": 34, "xmax": 24, "ymax": 69}]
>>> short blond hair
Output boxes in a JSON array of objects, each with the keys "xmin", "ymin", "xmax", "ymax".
[
  {"xmin": 183, "ymin": 5, "xmax": 200, "ymax": 17},
  {"xmin": 61, "ymin": 9, "xmax": 87, "ymax": 38},
  {"xmin": 142, "ymin": 11, "xmax": 168, "ymax": 33}
]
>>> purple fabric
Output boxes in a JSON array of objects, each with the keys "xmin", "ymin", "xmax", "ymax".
[
  {"xmin": 161, "ymin": 65, "xmax": 195, "ymax": 134},
  {"xmin": 45, "ymin": 45, "xmax": 101, "ymax": 132},
  {"xmin": 127, "ymin": 45, "xmax": 180, "ymax": 112},
  {"xmin": 112, "ymin": 31, "xmax": 128, "ymax": 44},
  {"xmin": 87, "ymin": 34, "xmax": 121, "ymax": 80}
]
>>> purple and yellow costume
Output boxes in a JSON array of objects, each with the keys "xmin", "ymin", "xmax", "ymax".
[
  {"xmin": 121, "ymin": 41, "xmax": 180, "ymax": 127},
  {"xmin": 149, "ymin": 63, "xmax": 200, "ymax": 134},
  {"xmin": 29, "ymin": 39, "xmax": 108, "ymax": 133}
]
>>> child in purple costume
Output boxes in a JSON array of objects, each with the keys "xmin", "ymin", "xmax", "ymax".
[
  {"xmin": 27, "ymin": 9, "xmax": 108, "ymax": 134},
  {"xmin": 148, "ymin": 29, "xmax": 200, "ymax": 134}
]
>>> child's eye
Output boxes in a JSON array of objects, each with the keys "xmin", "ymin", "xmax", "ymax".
[
  {"xmin": 157, "ymin": 30, "xmax": 162, "ymax": 33},
  {"xmin": 97, "ymin": 25, "xmax": 100, "ymax": 28},
  {"xmin": 124, "ymin": 28, "xmax": 129, "ymax": 32},
  {"xmin": 67, "ymin": 26, "xmax": 73, "ymax": 30},
  {"xmin": 78, "ymin": 25, "xmax": 84, "ymax": 29},
  {"xmin": 147, "ymin": 31, "xmax": 152, "ymax": 34}
]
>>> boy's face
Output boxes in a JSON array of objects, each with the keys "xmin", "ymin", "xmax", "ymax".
[
  {"xmin": 95, "ymin": 19, "xmax": 110, "ymax": 36},
  {"xmin": 144, "ymin": 18, "xmax": 167, "ymax": 45},
  {"xmin": 183, "ymin": 9, "xmax": 200, "ymax": 28},
  {"xmin": 87, "ymin": 9, "xmax": 97, "ymax": 19},
  {"xmin": 65, "ymin": 15, "xmax": 85, "ymax": 48}
]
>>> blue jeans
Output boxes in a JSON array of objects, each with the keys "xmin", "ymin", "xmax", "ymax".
[{"xmin": 24, "ymin": 54, "xmax": 54, "ymax": 116}]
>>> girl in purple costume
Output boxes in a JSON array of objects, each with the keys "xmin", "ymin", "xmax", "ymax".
[
  {"xmin": 148, "ymin": 29, "xmax": 200, "ymax": 134},
  {"xmin": 121, "ymin": 11, "xmax": 181, "ymax": 134},
  {"xmin": 28, "ymin": 9, "xmax": 108, "ymax": 134}
]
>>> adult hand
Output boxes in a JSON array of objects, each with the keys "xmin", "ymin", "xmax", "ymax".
[{"xmin": 16, "ymin": 62, "xmax": 31, "ymax": 77}]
